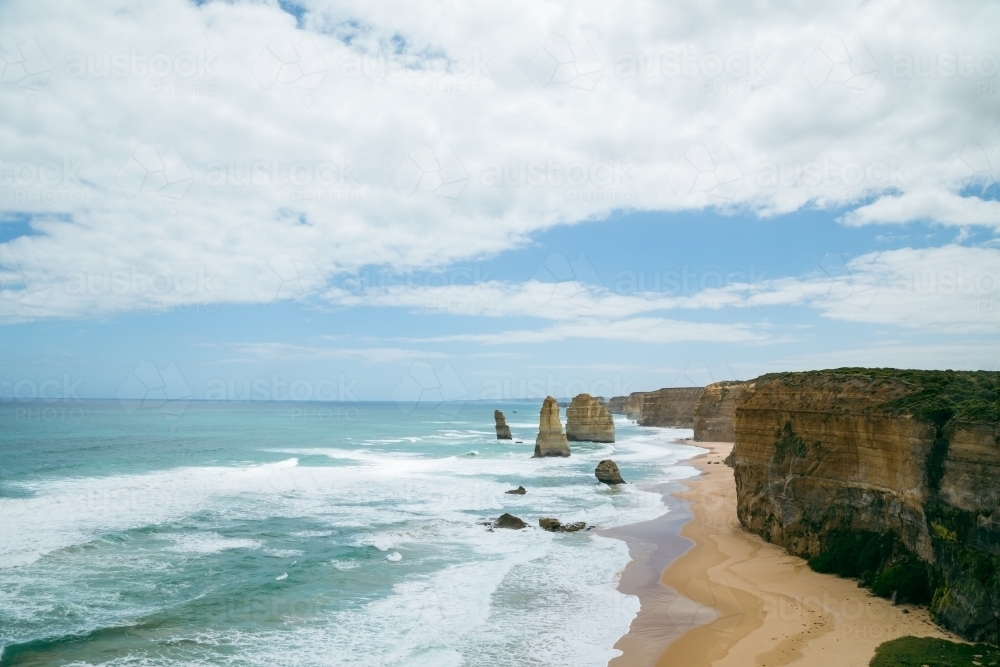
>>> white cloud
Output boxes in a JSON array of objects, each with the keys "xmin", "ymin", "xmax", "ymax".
[
  {"xmin": 841, "ymin": 190, "xmax": 1000, "ymax": 228},
  {"xmin": 0, "ymin": 0, "xmax": 997, "ymax": 320},
  {"xmin": 223, "ymin": 342, "xmax": 448, "ymax": 364},
  {"xmin": 410, "ymin": 317, "xmax": 781, "ymax": 345}
]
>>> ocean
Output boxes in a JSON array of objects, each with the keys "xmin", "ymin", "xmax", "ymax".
[{"xmin": 0, "ymin": 400, "xmax": 701, "ymax": 666}]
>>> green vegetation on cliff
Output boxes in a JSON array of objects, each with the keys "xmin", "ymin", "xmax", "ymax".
[
  {"xmin": 870, "ymin": 636, "xmax": 999, "ymax": 667},
  {"xmin": 755, "ymin": 368, "xmax": 999, "ymax": 425}
]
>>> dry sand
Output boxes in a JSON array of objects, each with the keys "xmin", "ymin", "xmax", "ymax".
[{"xmin": 614, "ymin": 441, "xmax": 959, "ymax": 667}]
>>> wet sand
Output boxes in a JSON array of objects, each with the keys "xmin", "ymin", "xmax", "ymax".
[{"xmin": 611, "ymin": 441, "xmax": 958, "ymax": 667}]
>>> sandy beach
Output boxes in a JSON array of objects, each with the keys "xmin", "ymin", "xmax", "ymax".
[{"xmin": 612, "ymin": 441, "xmax": 959, "ymax": 667}]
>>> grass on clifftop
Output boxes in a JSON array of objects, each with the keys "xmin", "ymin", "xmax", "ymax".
[
  {"xmin": 870, "ymin": 636, "xmax": 999, "ymax": 667},
  {"xmin": 756, "ymin": 368, "xmax": 1000, "ymax": 425}
]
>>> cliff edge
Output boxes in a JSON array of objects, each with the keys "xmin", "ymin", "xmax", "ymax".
[{"xmin": 732, "ymin": 368, "xmax": 1000, "ymax": 644}]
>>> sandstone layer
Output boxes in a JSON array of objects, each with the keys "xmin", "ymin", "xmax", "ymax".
[
  {"xmin": 732, "ymin": 368, "xmax": 1000, "ymax": 644},
  {"xmin": 533, "ymin": 396, "xmax": 571, "ymax": 457},
  {"xmin": 494, "ymin": 409, "xmax": 512, "ymax": 439},
  {"xmin": 565, "ymin": 393, "xmax": 616, "ymax": 442},
  {"xmin": 694, "ymin": 381, "xmax": 754, "ymax": 441},
  {"xmin": 608, "ymin": 396, "xmax": 627, "ymax": 414},
  {"xmin": 637, "ymin": 387, "xmax": 704, "ymax": 427}
]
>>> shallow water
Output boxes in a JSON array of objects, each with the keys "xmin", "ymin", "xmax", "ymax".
[{"xmin": 0, "ymin": 400, "xmax": 701, "ymax": 666}]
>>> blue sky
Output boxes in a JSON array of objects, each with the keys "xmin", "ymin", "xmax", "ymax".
[{"xmin": 1, "ymin": 0, "xmax": 998, "ymax": 404}]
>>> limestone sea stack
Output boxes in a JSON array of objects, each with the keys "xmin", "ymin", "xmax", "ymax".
[
  {"xmin": 565, "ymin": 393, "xmax": 615, "ymax": 442},
  {"xmin": 533, "ymin": 396, "xmax": 571, "ymax": 457},
  {"xmin": 494, "ymin": 410, "xmax": 512, "ymax": 439},
  {"xmin": 595, "ymin": 459, "xmax": 625, "ymax": 484}
]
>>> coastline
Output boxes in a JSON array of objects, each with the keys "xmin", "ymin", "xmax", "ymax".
[{"xmin": 609, "ymin": 441, "xmax": 960, "ymax": 667}]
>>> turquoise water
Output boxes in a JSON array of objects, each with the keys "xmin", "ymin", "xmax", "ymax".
[{"xmin": 0, "ymin": 400, "xmax": 701, "ymax": 666}]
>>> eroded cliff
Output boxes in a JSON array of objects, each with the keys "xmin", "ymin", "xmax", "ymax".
[
  {"xmin": 637, "ymin": 387, "xmax": 704, "ymax": 428},
  {"xmin": 732, "ymin": 369, "xmax": 1000, "ymax": 644},
  {"xmin": 694, "ymin": 381, "xmax": 753, "ymax": 441}
]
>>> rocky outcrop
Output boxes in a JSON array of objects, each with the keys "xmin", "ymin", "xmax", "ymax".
[
  {"xmin": 608, "ymin": 396, "xmax": 627, "ymax": 414},
  {"xmin": 565, "ymin": 393, "xmax": 616, "ymax": 442},
  {"xmin": 533, "ymin": 396, "xmax": 571, "ymax": 457},
  {"xmin": 494, "ymin": 410, "xmax": 512, "ymax": 439},
  {"xmin": 694, "ymin": 381, "xmax": 754, "ymax": 441},
  {"xmin": 494, "ymin": 513, "xmax": 527, "ymax": 529},
  {"xmin": 539, "ymin": 518, "xmax": 587, "ymax": 532},
  {"xmin": 505, "ymin": 486, "xmax": 526, "ymax": 495},
  {"xmin": 637, "ymin": 387, "xmax": 704, "ymax": 427},
  {"xmin": 732, "ymin": 369, "xmax": 1000, "ymax": 644},
  {"xmin": 595, "ymin": 459, "xmax": 625, "ymax": 484}
]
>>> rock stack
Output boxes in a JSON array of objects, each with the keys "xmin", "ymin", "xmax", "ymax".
[
  {"xmin": 533, "ymin": 396, "xmax": 571, "ymax": 457},
  {"xmin": 494, "ymin": 410, "xmax": 512, "ymax": 439},
  {"xmin": 565, "ymin": 393, "xmax": 615, "ymax": 442},
  {"xmin": 595, "ymin": 459, "xmax": 625, "ymax": 484}
]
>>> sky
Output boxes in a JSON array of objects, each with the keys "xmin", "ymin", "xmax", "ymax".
[{"xmin": 0, "ymin": 0, "xmax": 998, "ymax": 406}]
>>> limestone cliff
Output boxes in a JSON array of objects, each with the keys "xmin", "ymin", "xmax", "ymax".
[
  {"xmin": 732, "ymin": 369, "xmax": 1000, "ymax": 644},
  {"xmin": 494, "ymin": 410, "xmax": 512, "ymax": 439},
  {"xmin": 565, "ymin": 393, "xmax": 615, "ymax": 442},
  {"xmin": 534, "ymin": 396, "xmax": 571, "ymax": 457},
  {"xmin": 637, "ymin": 387, "xmax": 704, "ymax": 428},
  {"xmin": 694, "ymin": 381, "xmax": 754, "ymax": 441},
  {"xmin": 624, "ymin": 392, "xmax": 645, "ymax": 420},
  {"xmin": 608, "ymin": 396, "xmax": 627, "ymax": 414}
]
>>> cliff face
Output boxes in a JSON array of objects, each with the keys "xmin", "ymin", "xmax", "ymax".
[
  {"xmin": 624, "ymin": 392, "xmax": 645, "ymax": 420},
  {"xmin": 608, "ymin": 396, "xmax": 627, "ymax": 414},
  {"xmin": 534, "ymin": 396, "xmax": 571, "ymax": 457},
  {"xmin": 637, "ymin": 387, "xmax": 704, "ymax": 428},
  {"xmin": 732, "ymin": 369, "xmax": 1000, "ymax": 644},
  {"xmin": 694, "ymin": 381, "xmax": 753, "ymax": 442},
  {"xmin": 565, "ymin": 393, "xmax": 615, "ymax": 442}
]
